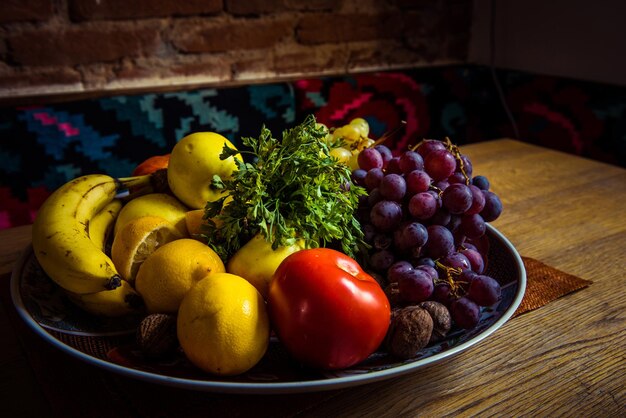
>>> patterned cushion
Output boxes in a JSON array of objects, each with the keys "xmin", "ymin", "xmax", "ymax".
[{"xmin": 1, "ymin": 66, "xmax": 625, "ymax": 229}]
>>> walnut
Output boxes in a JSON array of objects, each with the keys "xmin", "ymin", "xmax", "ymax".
[
  {"xmin": 418, "ymin": 301, "xmax": 452, "ymax": 343},
  {"xmin": 136, "ymin": 313, "xmax": 178, "ymax": 359},
  {"xmin": 385, "ymin": 306, "xmax": 433, "ymax": 360}
]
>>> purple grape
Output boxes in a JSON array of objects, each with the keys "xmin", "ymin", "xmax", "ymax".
[
  {"xmin": 362, "ymin": 223, "xmax": 376, "ymax": 244},
  {"xmin": 373, "ymin": 233, "xmax": 392, "ymax": 250},
  {"xmin": 358, "ymin": 148, "xmax": 383, "ymax": 171},
  {"xmin": 416, "ymin": 257, "xmax": 435, "ymax": 268},
  {"xmin": 472, "ymin": 175, "xmax": 490, "ymax": 191},
  {"xmin": 450, "ymin": 297, "xmax": 480, "ymax": 329},
  {"xmin": 416, "ymin": 140, "xmax": 446, "ymax": 159},
  {"xmin": 374, "ymin": 144, "xmax": 393, "ymax": 168},
  {"xmin": 424, "ymin": 225, "xmax": 455, "ymax": 259},
  {"xmin": 433, "ymin": 179, "xmax": 450, "ymax": 191},
  {"xmin": 447, "ymin": 172, "xmax": 467, "ymax": 184},
  {"xmin": 380, "ymin": 173, "xmax": 406, "ymax": 201},
  {"xmin": 426, "ymin": 190, "xmax": 442, "ymax": 207},
  {"xmin": 446, "ymin": 214, "xmax": 462, "ymax": 232},
  {"xmin": 460, "ymin": 248, "xmax": 485, "ymax": 274},
  {"xmin": 442, "ymin": 183, "xmax": 473, "ymax": 214},
  {"xmin": 398, "ymin": 150, "xmax": 424, "ymax": 174},
  {"xmin": 424, "ymin": 149, "xmax": 456, "ymax": 181},
  {"xmin": 370, "ymin": 200, "xmax": 403, "ymax": 232},
  {"xmin": 406, "ymin": 170, "xmax": 431, "ymax": 195},
  {"xmin": 456, "ymin": 154, "xmax": 473, "ymax": 177},
  {"xmin": 367, "ymin": 188, "xmax": 383, "ymax": 207},
  {"xmin": 432, "ymin": 283, "xmax": 455, "ymax": 307},
  {"xmin": 351, "ymin": 169, "xmax": 367, "ymax": 186},
  {"xmin": 397, "ymin": 269, "xmax": 434, "ymax": 303},
  {"xmin": 393, "ymin": 221, "xmax": 428, "ymax": 251},
  {"xmin": 429, "ymin": 208, "xmax": 451, "ymax": 226},
  {"xmin": 461, "ymin": 213, "xmax": 486, "ymax": 238},
  {"xmin": 364, "ymin": 168, "xmax": 384, "ymax": 191},
  {"xmin": 387, "ymin": 261, "xmax": 413, "ymax": 283},
  {"xmin": 480, "ymin": 191, "xmax": 503, "ymax": 222},
  {"xmin": 416, "ymin": 264, "xmax": 438, "ymax": 281},
  {"xmin": 467, "ymin": 275, "xmax": 501, "ymax": 306},
  {"xmin": 386, "ymin": 157, "xmax": 402, "ymax": 174},
  {"xmin": 408, "ymin": 192, "xmax": 437, "ymax": 220},
  {"xmin": 370, "ymin": 250, "xmax": 395, "ymax": 273},
  {"xmin": 440, "ymin": 252, "xmax": 471, "ymax": 270},
  {"xmin": 466, "ymin": 184, "xmax": 486, "ymax": 215}
]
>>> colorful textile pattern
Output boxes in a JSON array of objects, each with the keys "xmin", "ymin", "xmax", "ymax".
[
  {"xmin": 0, "ymin": 83, "xmax": 295, "ymax": 229},
  {"xmin": 1, "ymin": 66, "xmax": 626, "ymax": 229},
  {"xmin": 294, "ymin": 66, "xmax": 626, "ymax": 166}
]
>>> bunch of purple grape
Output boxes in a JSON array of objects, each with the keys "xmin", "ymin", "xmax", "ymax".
[{"xmin": 352, "ymin": 139, "xmax": 503, "ymax": 329}]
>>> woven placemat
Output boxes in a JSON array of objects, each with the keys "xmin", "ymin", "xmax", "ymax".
[{"xmin": 514, "ymin": 256, "xmax": 592, "ymax": 317}]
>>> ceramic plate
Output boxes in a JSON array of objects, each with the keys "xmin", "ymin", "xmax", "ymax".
[{"xmin": 11, "ymin": 224, "xmax": 526, "ymax": 394}]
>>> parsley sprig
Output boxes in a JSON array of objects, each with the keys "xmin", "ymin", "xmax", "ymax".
[{"xmin": 203, "ymin": 115, "xmax": 366, "ymax": 261}]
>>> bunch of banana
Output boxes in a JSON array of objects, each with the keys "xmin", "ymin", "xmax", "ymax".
[{"xmin": 32, "ymin": 174, "xmax": 148, "ymax": 317}]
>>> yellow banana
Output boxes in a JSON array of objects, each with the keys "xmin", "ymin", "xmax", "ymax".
[
  {"xmin": 32, "ymin": 174, "xmax": 126, "ymax": 294},
  {"xmin": 64, "ymin": 281, "xmax": 144, "ymax": 317},
  {"xmin": 89, "ymin": 199, "xmax": 123, "ymax": 251}
]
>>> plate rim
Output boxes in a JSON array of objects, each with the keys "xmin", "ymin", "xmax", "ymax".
[{"xmin": 10, "ymin": 224, "xmax": 526, "ymax": 394}]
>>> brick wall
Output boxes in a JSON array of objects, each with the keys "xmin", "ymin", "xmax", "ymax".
[{"xmin": 0, "ymin": 0, "xmax": 473, "ymax": 101}]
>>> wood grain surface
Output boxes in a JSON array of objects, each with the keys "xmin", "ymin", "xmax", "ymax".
[{"xmin": 0, "ymin": 139, "xmax": 624, "ymax": 417}]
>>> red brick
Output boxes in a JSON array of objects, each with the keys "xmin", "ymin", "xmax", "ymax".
[
  {"xmin": 226, "ymin": 0, "xmax": 335, "ymax": 15},
  {"xmin": 0, "ymin": 67, "xmax": 81, "ymax": 89},
  {"xmin": 272, "ymin": 44, "xmax": 347, "ymax": 75},
  {"xmin": 347, "ymin": 40, "xmax": 422, "ymax": 69},
  {"xmin": 172, "ymin": 18, "xmax": 293, "ymax": 53},
  {"xmin": 297, "ymin": 13, "xmax": 404, "ymax": 45},
  {"xmin": 0, "ymin": 0, "xmax": 54, "ymax": 23},
  {"xmin": 168, "ymin": 56, "xmax": 232, "ymax": 79},
  {"xmin": 69, "ymin": 0, "xmax": 223, "ymax": 21},
  {"xmin": 9, "ymin": 24, "xmax": 160, "ymax": 66}
]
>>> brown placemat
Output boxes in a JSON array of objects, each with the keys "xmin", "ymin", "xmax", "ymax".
[{"xmin": 514, "ymin": 256, "xmax": 592, "ymax": 317}]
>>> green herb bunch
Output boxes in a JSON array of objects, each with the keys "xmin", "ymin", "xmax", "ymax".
[{"xmin": 203, "ymin": 115, "xmax": 366, "ymax": 261}]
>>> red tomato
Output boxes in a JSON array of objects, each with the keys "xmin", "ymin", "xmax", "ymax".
[
  {"xmin": 132, "ymin": 154, "xmax": 170, "ymax": 176},
  {"xmin": 268, "ymin": 248, "xmax": 391, "ymax": 370}
]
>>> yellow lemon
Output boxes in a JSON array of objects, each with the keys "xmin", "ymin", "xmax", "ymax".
[
  {"xmin": 111, "ymin": 216, "xmax": 182, "ymax": 282},
  {"xmin": 115, "ymin": 193, "xmax": 188, "ymax": 237},
  {"xmin": 227, "ymin": 233, "xmax": 304, "ymax": 299},
  {"xmin": 177, "ymin": 273, "xmax": 270, "ymax": 376},
  {"xmin": 135, "ymin": 239, "xmax": 225, "ymax": 313},
  {"xmin": 167, "ymin": 132, "xmax": 242, "ymax": 209}
]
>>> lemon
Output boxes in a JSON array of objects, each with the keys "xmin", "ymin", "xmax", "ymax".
[
  {"xmin": 115, "ymin": 193, "xmax": 189, "ymax": 237},
  {"xmin": 167, "ymin": 132, "xmax": 242, "ymax": 209},
  {"xmin": 177, "ymin": 273, "xmax": 270, "ymax": 376},
  {"xmin": 135, "ymin": 239, "xmax": 225, "ymax": 313},
  {"xmin": 227, "ymin": 233, "xmax": 304, "ymax": 299},
  {"xmin": 111, "ymin": 216, "xmax": 182, "ymax": 282}
]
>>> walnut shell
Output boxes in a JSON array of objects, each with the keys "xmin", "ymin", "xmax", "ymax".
[
  {"xmin": 385, "ymin": 306, "xmax": 433, "ymax": 360},
  {"xmin": 136, "ymin": 313, "xmax": 178, "ymax": 359},
  {"xmin": 418, "ymin": 301, "xmax": 452, "ymax": 343}
]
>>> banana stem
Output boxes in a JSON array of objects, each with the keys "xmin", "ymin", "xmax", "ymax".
[{"xmin": 117, "ymin": 169, "xmax": 170, "ymax": 201}]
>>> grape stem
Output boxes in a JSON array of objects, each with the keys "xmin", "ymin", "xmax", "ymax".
[
  {"xmin": 434, "ymin": 260, "xmax": 467, "ymax": 298},
  {"xmin": 444, "ymin": 137, "xmax": 471, "ymax": 185}
]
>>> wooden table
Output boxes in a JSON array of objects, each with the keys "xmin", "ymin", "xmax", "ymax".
[{"xmin": 1, "ymin": 139, "xmax": 624, "ymax": 416}]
